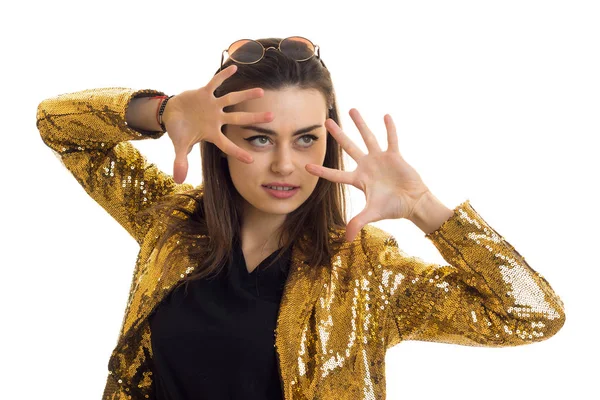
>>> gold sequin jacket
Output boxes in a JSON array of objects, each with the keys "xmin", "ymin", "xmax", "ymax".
[{"xmin": 36, "ymin": 88, "xmax": 566, "ymax": 400}]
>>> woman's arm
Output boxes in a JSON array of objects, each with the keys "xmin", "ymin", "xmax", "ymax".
[
  {"xmin": 125, "ymin": 95, "xmax": 165, "ymax": 132},
  {"xmin": 375, "ymin": 200, "xmax": 566, "ymax": 348},
  {"xmin": 36, "ymin": 87, "xmax": 195, "ymax": 244}
]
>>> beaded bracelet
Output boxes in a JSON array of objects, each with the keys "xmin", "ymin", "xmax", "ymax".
[
  {"xmin": 158, "ymin": 95, "xmax": 175, "ymax": 132},
  {"xmin": 150, "ymin": 95, "xmax": 175, "ymax": 132}
]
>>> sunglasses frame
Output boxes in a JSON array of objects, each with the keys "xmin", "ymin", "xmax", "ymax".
[{"xmin": 219, "ymin": 36, "xmax": 326, "ymax": 72}]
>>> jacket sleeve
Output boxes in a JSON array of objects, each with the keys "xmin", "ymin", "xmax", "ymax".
[
  {"xmin": 36, "ymin": 87, "xmax": 195, "ymax": 244},
  {"xmin": 379, "ymin": 199, "xmax": 566, "ymax": 348}
]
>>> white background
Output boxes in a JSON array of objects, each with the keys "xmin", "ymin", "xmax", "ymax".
[{"xmin": 2, "ymin": 0, "xmax": 596, "ymax": 398}]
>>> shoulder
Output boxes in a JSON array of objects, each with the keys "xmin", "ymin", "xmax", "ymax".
[
  {"xmin": 325, "ymin": 224, "xmax": 396, "ymax": 252},
  {"xmin": 329, "ymin": 224, "xmax": 399, "ymax": 265},
  {"xmin": 361, "ymin": 224, "xmax": 393, "ymax": 240}
]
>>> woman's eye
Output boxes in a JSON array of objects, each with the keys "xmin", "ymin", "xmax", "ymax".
[
  {"xmin": 248, "ymin": 136, "xmax": 270, "ymax": 146},
  {"xmin": 299, "ymin": 135, "xmax": 319, "ymax": 145},
  {"xmin": 244, "ymin": 135, "xmax": 319, "ymax": 148}
]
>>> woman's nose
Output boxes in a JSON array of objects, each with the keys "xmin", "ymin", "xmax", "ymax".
[{"xmin": 270, "ymin": 149, "xmax": 295, "ymax": 173}]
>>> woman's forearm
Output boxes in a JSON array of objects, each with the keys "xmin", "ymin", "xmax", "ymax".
[{"xmin": 126, "ymin": 96, "xmax": 164, "ymax": 132}]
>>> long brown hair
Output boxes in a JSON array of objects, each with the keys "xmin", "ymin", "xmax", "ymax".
[{"xmin": 136, "ymin": 37, "xmax": 348, "ymax": 292}]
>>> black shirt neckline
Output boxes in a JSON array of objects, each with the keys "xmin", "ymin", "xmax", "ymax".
[
  {"xmin": 231, "ymin": 235, "xmax": 292, "ymax": 300},
  {"xmin": 233, "ymin": 234, "xmax": 287, "ymax": 276}
]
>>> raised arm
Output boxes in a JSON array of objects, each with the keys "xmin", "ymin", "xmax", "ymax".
[
  {"xmin": 36, "ymin": 87, "xmax": 194, "ymax": 244},
  {"xmin": 373, "ymin": 200, "xmax": 566, "ymax": 348}
]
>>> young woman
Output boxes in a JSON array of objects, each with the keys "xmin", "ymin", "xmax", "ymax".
[{"xmin": 36, "ymin": 37, "xmax": 566, "ymax": 400}]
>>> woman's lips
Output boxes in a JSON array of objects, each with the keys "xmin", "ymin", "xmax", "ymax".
[{"xmin": 262, "ymin": 186, "xmax": 300, "ymax": 199}]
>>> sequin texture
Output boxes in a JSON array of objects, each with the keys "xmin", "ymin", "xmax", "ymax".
[{"xmin": 36, "ymin": 88, "xmax": 566, "ymax": 400}]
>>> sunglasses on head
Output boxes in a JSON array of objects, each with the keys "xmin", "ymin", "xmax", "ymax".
[{"xmin": 220, "ymin": 36, "xmax": 326, "ymax": 71}]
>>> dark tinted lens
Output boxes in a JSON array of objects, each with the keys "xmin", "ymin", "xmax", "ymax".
[
  {"xmin": 228, "ymin": 39, "xmax": 264, "ymax": 63},
  {"xmin": 280, "ymin": 37, "xmax": 314, "ymax": 61}
]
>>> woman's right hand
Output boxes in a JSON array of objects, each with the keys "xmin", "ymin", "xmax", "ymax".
[{"xmin": 162, "ymin": 65, "xmax": 273, "ymax": 184}]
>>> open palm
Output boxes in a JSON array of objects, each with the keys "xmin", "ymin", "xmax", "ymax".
[{"xmin": 305, "ymin": 109, "xmax": 431, "ymax": 242}]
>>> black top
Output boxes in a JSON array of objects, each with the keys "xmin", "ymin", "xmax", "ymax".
[{"xmin": 148, "ymin": 234, "xmax": 292, "ymax": 400}]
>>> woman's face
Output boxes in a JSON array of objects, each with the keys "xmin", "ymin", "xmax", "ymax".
[{"xmin": 224, "ymin": 87, "xmax": 329, "ymax": 218}]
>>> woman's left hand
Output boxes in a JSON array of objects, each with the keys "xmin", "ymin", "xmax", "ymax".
[{"xmin": 305, "ymin": 109, "xmax": 431, "ymax": 242}]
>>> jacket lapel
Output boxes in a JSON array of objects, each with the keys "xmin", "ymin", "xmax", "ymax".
[{"xmin": 275, "ymin": 238, "xmax": 329, "ymax": 399}]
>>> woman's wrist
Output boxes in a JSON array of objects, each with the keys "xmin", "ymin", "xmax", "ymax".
[{"xmin": 157, "ymin": 95, "xmax": 175, "ymax": 132}]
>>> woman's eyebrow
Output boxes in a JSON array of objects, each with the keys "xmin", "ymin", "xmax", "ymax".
[{"xmin": 240, "ymin": 124, "xmax": 322, "ymax": 137}]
